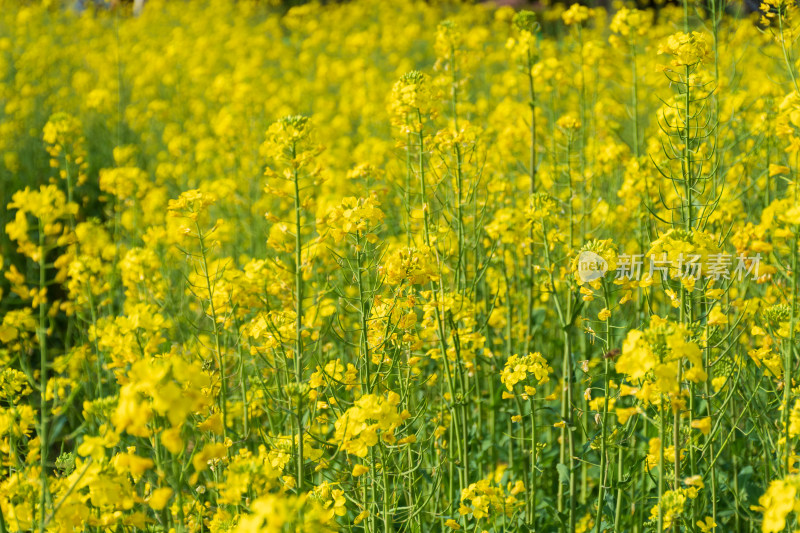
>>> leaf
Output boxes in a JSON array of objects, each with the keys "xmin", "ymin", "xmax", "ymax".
[{"xmin": 557, "ymin": 463, "xmax": 570, "ymax": 485}]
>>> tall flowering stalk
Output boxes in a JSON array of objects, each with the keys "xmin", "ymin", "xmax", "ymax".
[
  {"xmin": 570, "ymin": 238, "xmax": 619, "ymax": 533},
  {"xmin": 5, "ymin": 185, "xmax": 76, "ymax": 532},
  {"xmin": 167, "ymin": 190, "xmax": 228, "ymax": 449},
  {"xmin": 262, "ymin": 116, "xmax": 323, "ymax": 491}
]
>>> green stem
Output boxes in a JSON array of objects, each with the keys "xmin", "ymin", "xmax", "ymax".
[
  {"xmin": 658, "ymin": 401, "xmax": 666, "ymax": 532},
  {"xmin": 595, "ymin": 282, "xmax": 613, "ymax": 533},
  {"xmin": 291, "ymin": 144, "xmax": 305, "ymax": 491},
  {"xmin": 37, "ymin": 223, "xmax": 49, "ymax": 533},
  {"xmin": 787, "ymin": 213, "xmax": 799, "ymax": 475},
  {"xmin": 196, "ymin": 222, "xmax": 229, "ymax": 454}
]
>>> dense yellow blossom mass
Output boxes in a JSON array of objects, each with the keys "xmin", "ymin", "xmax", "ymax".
[{"xmin": 1, "ymin": 0, "xmax": 800, "ymax": 531}]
